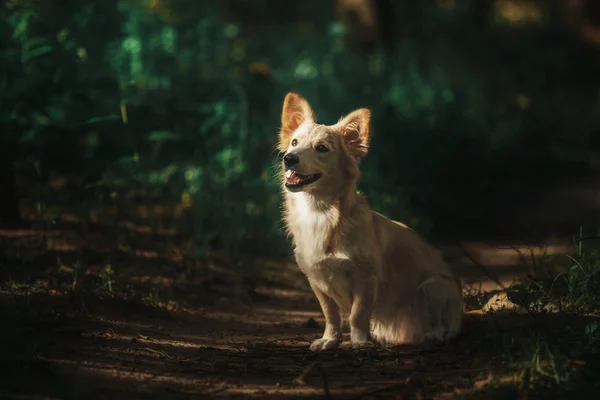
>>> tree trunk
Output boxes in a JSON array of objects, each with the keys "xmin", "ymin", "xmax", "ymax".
[
  {"xmin": 470, "ymin": 0, "xmax": 494, "ymax": 32},
  {"xmin": 0, "ymin": 141, "xmax": 21, "ymax": 227},
  {"xmin": 337, "ymin": 0, "xmax": 392, "ymax": 52}
]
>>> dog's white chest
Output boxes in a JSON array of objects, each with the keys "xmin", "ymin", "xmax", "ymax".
[
  {"xmin": 287, "ymin": 193, "xmax": 359, "ymax": 311},
  {"xmin": 290, "ymin": 193, "xmax": 334, "ymax": 254}
]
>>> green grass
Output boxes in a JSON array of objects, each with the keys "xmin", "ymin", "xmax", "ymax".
[
  {"xmin": 507, "ymin": 228, "xmax": 600, "ymax": 314},
  {"xmin": 458, "ymin": 229, "xmax": 600, "ymax": 397}
]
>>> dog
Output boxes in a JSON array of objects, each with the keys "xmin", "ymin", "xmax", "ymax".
[{"xmin": 277, "ymin": 92, "xmax": 464, "ymax": 350}]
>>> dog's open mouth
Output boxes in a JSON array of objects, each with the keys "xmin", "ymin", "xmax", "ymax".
[{"xmin": 285, "ymin": 170, "xmax": 322, "ymax": 188}]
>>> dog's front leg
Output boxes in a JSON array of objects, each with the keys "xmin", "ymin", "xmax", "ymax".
[
  {"xmin": 308, "ymin": 280, "xmax": 342, "ymax": 351},
  {"xmin": 349, "ymin": 280, "xmax": 376, "ymax": 348}
]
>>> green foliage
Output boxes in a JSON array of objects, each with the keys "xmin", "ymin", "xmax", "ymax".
[
  {"xmin": 4, "ymin": 1, "xmax": 600, "ymax": 254},
  {"xmin": 521, "ymin": 336, "xmax": 571, "ymax": 386}
]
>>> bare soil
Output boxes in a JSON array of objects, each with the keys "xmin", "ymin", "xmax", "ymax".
[
  {"xmin": 4, "ymin": 173, "xmax": 600, "ymax": 400},
  {"xmin": 1, "ymin": 221, "xmax": 599, "ymax": 400}
]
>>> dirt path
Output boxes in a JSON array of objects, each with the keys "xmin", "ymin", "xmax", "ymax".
[
  {"xmin": 0, "ymin": 267, "xmax": 522, "ymax": 400},
  {"xmin": 3, "ymin": 172, "xmax": 600, "ymax": 400},
  {"xmin": 2, "ymin": 223, "xmax": 597, "ymax": 400},
  {"xmin": 0, "ymin": 278, "xmax": 485, "ymax": 400}
]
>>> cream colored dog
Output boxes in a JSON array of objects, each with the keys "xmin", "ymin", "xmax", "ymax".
[{"xmin": 277, "ymin": 92, "xmax": 463, "ymax": 350}]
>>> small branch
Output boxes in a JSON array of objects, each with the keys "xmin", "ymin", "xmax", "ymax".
[
  {"xmin": 293, "ymin": 362, "xmax": 318, "ymax": 385},
  {"xmin": 293, "ymin": 362, "xmax": 334, "ymax": 400}
]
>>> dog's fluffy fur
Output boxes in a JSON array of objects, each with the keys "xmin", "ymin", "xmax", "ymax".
[{"xmin": 277, "ymin": 92, "xmax": 463, "ymax": 350}]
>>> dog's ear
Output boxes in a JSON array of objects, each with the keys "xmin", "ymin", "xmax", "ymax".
[
  {"xmin": 279, "ymin": 92, "xmax": 314, "ymax": 151},
  {"xmin": 337, "ymin": 108, "xmax": 371, "ymax": 159}
]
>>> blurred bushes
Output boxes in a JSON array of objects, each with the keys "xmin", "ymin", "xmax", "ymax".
[{"xmin": 3, "ymin": 0, "xmax": 600, "ymax": 255}]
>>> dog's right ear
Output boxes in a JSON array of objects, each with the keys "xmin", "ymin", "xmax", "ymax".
[{"xmin": 279, "ymin": 92, "xmax": 313, "ymax": 151}]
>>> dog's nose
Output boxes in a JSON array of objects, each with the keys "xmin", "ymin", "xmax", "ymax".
[{"xmin": 283, "ymin": 153, "xmax": 299, "ymax": 167}]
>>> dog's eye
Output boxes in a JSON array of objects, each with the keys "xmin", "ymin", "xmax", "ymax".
[
  {"xmin": 291, "ymin": 139, "xmax": 298, "ymax": 147},
  {"xmin": 315, "ymin": 144, "xmax": 329, "ymax": 153}
]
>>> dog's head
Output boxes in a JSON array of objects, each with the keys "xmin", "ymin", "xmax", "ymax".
[{"xmin": 277, "ymin": 92, "xmax": 372, "ymax": 195}]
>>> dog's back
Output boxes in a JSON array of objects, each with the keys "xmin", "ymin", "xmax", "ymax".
[{"xmin": 370, "ymin": 211, "xmax": 464, "ymax": 344}]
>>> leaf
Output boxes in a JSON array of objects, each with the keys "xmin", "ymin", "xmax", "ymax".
[
  {"xmin": 44, "ymin": 105, "xmax": 66, "ymax": 123},
  {"xmin": 20, "ymin": 128, "xmax": 40, "ymax": 143},
  {"xmin": 148, "ymin": 131, "xmax": 182, "ymax": 142},
  {"xmin": 57, "ymin": 28, "xmax": 70, "ymax": 43},
  {"xmin": 217, "ymin": 147, "xmax": 236, "ymax": 167},
  {"xmin": 25, "ymin": 37, "xmax": 50, "ymax": 50},
  {"xmin": 85, "ymin": 115, "xmax": 120, "ymax": 125},
  {"xmin": 22, "ymin": 45, "xmax": 53, "ymax": 62},
  {"xmin": 12, "ymin": 17, "xmax": 29, "ymax": 39},
  {"xmin": 115, "ymin": 155, "xmax": 138, "ymax": 165}
]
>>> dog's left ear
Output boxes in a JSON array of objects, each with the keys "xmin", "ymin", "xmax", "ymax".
[{"xmin": 337, "ymin": 108, "xmax": 371, "ymax": 159}]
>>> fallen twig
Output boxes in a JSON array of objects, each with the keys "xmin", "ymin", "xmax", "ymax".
[
  {"xmin": 317, "ymin": 363, "xmax": 334, "ymax": 400},
  {"xmin": 293, "ymin": 362, "xmax": 318, "ymax": 385},
  {"xmin": 293, "ymin": 362, "xmax": 335, "ymax": 400}
]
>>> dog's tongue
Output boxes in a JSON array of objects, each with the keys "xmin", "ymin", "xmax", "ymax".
[{"xmin": 286, "ymin": 171, "xmax": 306, "ymax": 185}]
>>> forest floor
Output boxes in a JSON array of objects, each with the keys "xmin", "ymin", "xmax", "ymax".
[{"xmin": 2, "ymin": 179, "xmax": 600, "ymax": 399}]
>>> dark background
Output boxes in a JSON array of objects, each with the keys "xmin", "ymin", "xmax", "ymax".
[{"xmin": 3, "ymin": 0, "xmax": 600, "ymax": 254}]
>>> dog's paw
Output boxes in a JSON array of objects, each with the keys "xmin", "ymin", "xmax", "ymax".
[
  {"xmin": 310, "ymin": 338, "xmax": 341, "ymax": 351},
  {"xmin": 351, "ymin": 339, "xmax": 375, "ymax": 349}
]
